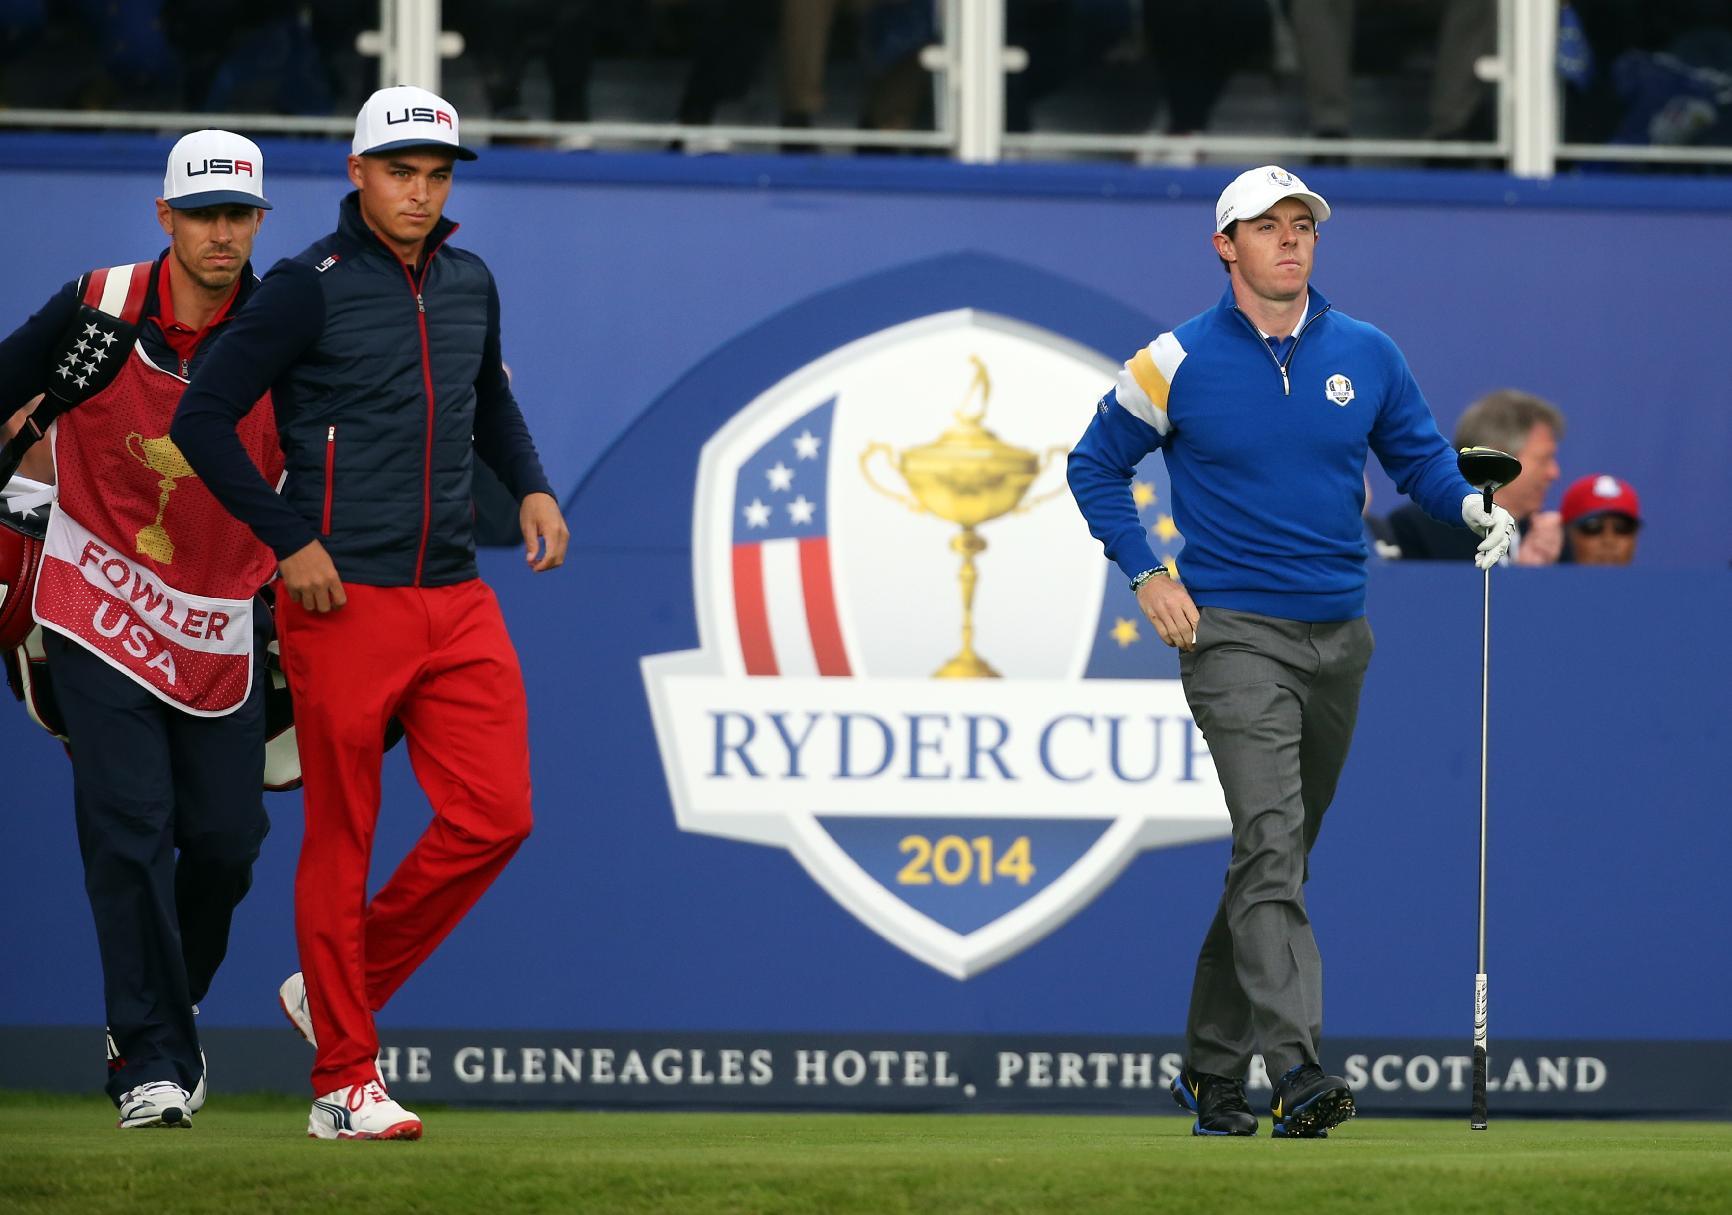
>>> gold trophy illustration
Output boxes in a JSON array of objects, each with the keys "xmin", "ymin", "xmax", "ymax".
[
  {"xmin": 861, "ymin": 356, "xmax": 1067, "ymax": 679},
  {"xmin": 125, "ymin": 432, "xmax": 195, "ymax": 563}
]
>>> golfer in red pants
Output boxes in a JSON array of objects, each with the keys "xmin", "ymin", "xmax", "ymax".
[{"xmin": 173, "ymin": 87, "xmax": 569, "ymax": 1140}]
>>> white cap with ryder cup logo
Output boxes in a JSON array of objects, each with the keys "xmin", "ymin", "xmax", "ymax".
[
  {"xmin": 353, "ymin": 85, "xmax": 478, "ymax": 161},
  {"xmin": 1214, "ymin": 165, "xmax": 1330, "ymax": 233},
  {"xmin": 163, "ymin": 129, "xmax": 272, "ymax": 210}
]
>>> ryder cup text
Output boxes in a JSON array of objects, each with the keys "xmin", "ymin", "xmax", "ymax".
[{"xmin": 709, "ymin": 710, "xmax": 1211, "ymax": 784}]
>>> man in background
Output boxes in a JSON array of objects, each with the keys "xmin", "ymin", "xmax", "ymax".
[
  {"xmin": 1561, "ymin": 473, "xmax": 1642, "ymax": 565},
  {"xmin": 1382, "ymin": 388, "xmax": 1564, "ymax": 564}
]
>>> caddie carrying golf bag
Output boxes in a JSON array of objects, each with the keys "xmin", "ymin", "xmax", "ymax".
[{"xmin": 0, "ymin": 262, "xmax": 308, "ymax": 787}]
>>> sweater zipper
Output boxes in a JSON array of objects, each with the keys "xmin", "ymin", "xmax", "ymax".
[
  {"xmin": 321, "ymin": 426, "xmax": 336, "ymax": 534},
  {"xmin": 389, "ymin": 233, "xmax": 450, "ymax": 588},
  {"xmin": 1234, "ymin": 304, "xmax": 1331, "ymax": 396},
  {"xmin": 408, "ymin": 275, "xmax": 435, "ymax": 586}
]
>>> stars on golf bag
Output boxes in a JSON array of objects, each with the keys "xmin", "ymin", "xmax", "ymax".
[{"xmin": 55, "ymin": 314, "xmax": 126, "ymax": 396}]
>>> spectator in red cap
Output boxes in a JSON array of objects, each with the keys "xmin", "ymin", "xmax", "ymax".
[{"xmin": 1561, "ymin": 474, "xmax": 1642, "ymax": 566}]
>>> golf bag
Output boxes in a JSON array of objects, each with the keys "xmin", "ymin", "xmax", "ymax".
[{"xmin": 1, "ymin": 489, "xmax": 57, "ymax": 736}]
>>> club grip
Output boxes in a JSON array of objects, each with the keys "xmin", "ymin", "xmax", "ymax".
[{"xmin": 1471, "ymin": 972, "xmax": 1489, "ymax": 1129}]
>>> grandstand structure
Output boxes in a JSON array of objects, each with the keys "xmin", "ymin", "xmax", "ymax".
[{"xmin": 0, "ymin": 1, "xmax": 1727, "ymax": 173}]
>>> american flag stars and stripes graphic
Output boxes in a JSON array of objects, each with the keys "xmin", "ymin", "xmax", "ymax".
[{"xmin": 730, "ymin": 396, "xmax": 850, "ymax": 677}]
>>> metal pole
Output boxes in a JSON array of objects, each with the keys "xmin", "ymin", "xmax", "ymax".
[
  {"xmin": 955, "ymin": 0, "xmax": 1005, "ymax": 163},
  {"xmin": 1508, "ymin": 0, "xmax": 1560, "ymax": 178},
  {"xmin": 362, "ymin": 0, "xmax": 452, "ymax": 92},
  {"xmin": 398, "ymin": 0, "xmax": 443, "ymax": 92}
]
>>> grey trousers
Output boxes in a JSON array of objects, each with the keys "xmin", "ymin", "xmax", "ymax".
[{"xmin": 1177, "ymin": 606, "xmax": 1374, "ymax": 1080}]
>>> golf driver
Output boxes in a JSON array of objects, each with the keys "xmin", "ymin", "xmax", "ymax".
[{"xmin": 1456, "ymin": 445, "xmax": 1522, "ymax": 1131}]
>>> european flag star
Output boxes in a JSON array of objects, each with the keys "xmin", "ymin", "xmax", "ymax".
[
  {"xmin": 1132, "ymin": 481, "xmax": 1156, "ymax": 510},
  {"xmin": 1111, "ymin": 617, "xmax": 1141, "ymax": 648}
]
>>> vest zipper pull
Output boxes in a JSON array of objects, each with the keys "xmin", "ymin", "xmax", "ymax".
[
  {"xmin": 180, "ymin": 357, "xmax": 189, "ymax": 378},
  {"xmin": 1282, "ymin": 367, "xmax": 1290, "ymax": 396},
  {"xmin": 416, "ymin": 293, "xmax": 425, "ymax": 314}
]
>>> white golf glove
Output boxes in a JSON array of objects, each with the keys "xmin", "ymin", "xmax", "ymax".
[{"xmin": 1462, "ymin": 493, "xmax": 1516, "ymax": 570}]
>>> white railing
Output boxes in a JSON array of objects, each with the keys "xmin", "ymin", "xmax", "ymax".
[{"xmin": 1, "ymin": 0, "xmax": 1727, "ymax": 179}]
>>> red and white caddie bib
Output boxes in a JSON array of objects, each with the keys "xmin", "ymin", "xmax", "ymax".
[{"xmin": 31, "ymin": 261, "xmax": 284, "ymax": 716}]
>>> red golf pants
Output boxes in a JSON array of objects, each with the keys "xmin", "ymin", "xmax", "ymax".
[{"xmin": 278, "ymin": 579, "xmax": 533, "ymax": 1095}]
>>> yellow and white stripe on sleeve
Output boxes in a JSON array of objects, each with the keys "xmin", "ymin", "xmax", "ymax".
[{"xmin": 1113, "ymin": 332, "xmax": 1186, "ymax": 436}]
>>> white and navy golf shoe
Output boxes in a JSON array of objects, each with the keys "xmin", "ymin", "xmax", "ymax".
[
  {"xmin": 308, "ymin": 1079, "xmax": 422, "ymax": 1141},
  {"xmin": 117, "ymin": 1080, "xmax": 193, "ymax": 1129}
]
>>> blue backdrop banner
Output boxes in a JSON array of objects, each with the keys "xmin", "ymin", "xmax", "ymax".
[{"xmin": 1, "ymin": 141, "xmax": 1727, "ymax": 1115}]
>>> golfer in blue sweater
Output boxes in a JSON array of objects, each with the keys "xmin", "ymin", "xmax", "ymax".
[{"xmin": 1069, "ymin": 166, "xmax": 1516, "ymax": 1138}]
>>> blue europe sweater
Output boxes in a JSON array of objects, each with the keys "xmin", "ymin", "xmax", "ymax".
[{"xmin": 1068, "ymin": 283, "xmax": 1475, "ymax": 622}]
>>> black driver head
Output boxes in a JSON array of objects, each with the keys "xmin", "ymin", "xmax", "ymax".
[{"xmin": 1457, "ymin": 446, "xmax": 1523, "ymax": 494}]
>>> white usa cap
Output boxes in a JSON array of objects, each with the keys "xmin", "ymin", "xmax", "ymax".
[
  {"xmin": 1214, "ymin": 165, "xmax": 1329, "ymax": 233},
  {"xmin": 163, "ymin": 129, "xmax": 272, "ymax": 210},
  {"xmin": 353, "ymin": 85, "xmax": 478, "ymax": 161}
]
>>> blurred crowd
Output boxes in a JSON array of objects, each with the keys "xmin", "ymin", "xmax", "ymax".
[{"xmin": 1, "ymin": 1, "xmax": 1730, "ymax": 161}]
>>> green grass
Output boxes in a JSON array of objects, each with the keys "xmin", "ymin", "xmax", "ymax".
[{"xmin": 1, "ymin": 1092, "xmax": 1728, "ymax": 1214}]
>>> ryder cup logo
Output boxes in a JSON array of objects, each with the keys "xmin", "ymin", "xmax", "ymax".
[
  {"xmin": 642, "ymin": 311, "xmax": 1229, "ymax": 977},
  {"xmin": 1325, "ymin": 373, "xmax": 1355, "ymax": 406}
]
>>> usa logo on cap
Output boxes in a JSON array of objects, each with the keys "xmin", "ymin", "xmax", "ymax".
[
  {"xmin": 353, "ymin": 85, "xmax": 479, "ymax": 161},
  {"xmin": 162, "ymin": 130, "xmax": 272, "ymax": 211}
]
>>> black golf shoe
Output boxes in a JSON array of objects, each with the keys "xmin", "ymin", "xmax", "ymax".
[
  {"xmin": 1270, "ymin": 1063, "xmax": 1356, "ymax": 1138},
  {"xmin": 1170, "ymin": 1067, "xmax": 1258, "ymax": 1136}
]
